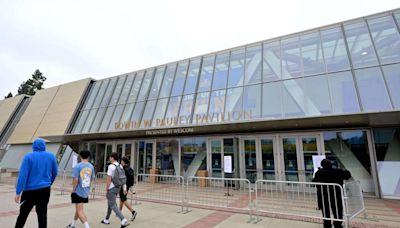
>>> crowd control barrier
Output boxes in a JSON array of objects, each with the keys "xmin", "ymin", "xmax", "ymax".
[
  {"xmin": 133, "ymin": 174, "xmax": 186, "ymax": 213},
  {"xmin": 186, "ymin": 176, "xmax": 253, "ymax": 222},
  {"xmin": 344, "ymin": 180, "xmax": 365, "ymax": 220}
]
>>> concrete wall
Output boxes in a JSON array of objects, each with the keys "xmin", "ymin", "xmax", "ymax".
[
  {"xmin": 7, "ymin": 78, "xmax": 91, "ymax": 144},
  {"xmin": 0, "ymin": 96, "xmax": 24, "ymax": 135}
]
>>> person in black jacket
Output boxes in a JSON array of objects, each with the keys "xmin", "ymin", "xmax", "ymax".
[
  {"xmin": 119, "ymin": 157, "xmax": 138, "ymax": 221},
  {"xmin": 312, "ymin": 159, "xmax": 351, "ymax": 228}
]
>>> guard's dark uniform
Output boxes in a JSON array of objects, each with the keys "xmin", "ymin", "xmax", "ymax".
[{"xmin": 312, "ymin": 166, "xmax": 351, "ymax": 228}]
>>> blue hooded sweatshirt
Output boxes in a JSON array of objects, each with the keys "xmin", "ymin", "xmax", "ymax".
[{"xmin": 16, "ymin": 138, "xmax": 58, "ymax": 195}]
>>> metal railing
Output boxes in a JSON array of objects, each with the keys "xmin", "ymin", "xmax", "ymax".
[
  {"xmin": 91, "ymin": 172, "xmax": 108, "ymax": 198},
  {"xmin": 53, "ymin": 169, "xmax": 73, "ymax": 195},
  {"xmin": 254, "ymin": 180, "xmax": 349, "ymax": 227},
  {"xmin": 133, "ymin": 174, "xmax": 186, "ymax": 213},
  {"xmin": 344, "ymin": 180, "xmax": 365, "ymax": 220},
  {"xmin": 186, "ymin": 176, "xmax": 253, "ymax": 222}
]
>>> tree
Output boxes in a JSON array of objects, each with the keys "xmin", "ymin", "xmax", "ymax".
[
  {"xmin": 4, "ymin": 92, "xmax": 13, "ymax": 99},
  {"xmin": 17, "ymin": 69, "xmax": 47, "ymax": 96}
]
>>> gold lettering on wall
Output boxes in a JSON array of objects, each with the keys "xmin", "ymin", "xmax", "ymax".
[{"xmin": 114, "ymin": 111, "xmax": 253, "ymax": 130}]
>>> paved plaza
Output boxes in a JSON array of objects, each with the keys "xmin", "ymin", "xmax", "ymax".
[{"xmin": 0, "ymin": 175, "xmax": 399, "ymax": 228}]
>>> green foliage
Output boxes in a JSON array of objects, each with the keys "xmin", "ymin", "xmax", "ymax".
[
  {"xmin": 17, "ymin": 70, "xmax": 47, "ymax": 96},
  {"xmin": 4, "ymin": 92, "xmax": 13, "ymax": 99}
]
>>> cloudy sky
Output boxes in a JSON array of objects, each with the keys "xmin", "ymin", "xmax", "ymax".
[{"xmin": 0, "ymin": 0, "xmax": 399, "ymax": 97}]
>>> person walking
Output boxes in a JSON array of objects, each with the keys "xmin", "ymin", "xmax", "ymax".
[
  {"xmin": 313, "ymin": 159, "xmax": 352, "ymax": 228},
  {"xmin": 66, "ymin": 150, "xmax": 95, "ymax": 228},
  {"xmin": 101, "ymin": 152, "xmax": 129, "ymax": 228},
  {"xmin": 14, "ymin": 138, "xmax": 58, "ymax": 228},
  {"xmin": 119, "ymin": 157, "xmax": 137, "ymax": 221}
]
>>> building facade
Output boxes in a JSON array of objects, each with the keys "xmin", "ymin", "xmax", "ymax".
[{"xmin": 1, "ymin": 8, "xmax": 400, "ymax": 199}]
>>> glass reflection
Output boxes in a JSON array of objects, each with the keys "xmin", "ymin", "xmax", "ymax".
[
  {"xmin": 109, "ymin": 75, "xmax": 127, "ymax": 106},
  {"xmin": 228, "ymin": 49, "xmax": 245, "ymax": 87},
  {"xmin": 100, "ymin": 78, "xmax": 117, "ymax": 107},
  {"xmin": 118, "ymin": 74, "xmax": 135, "ymax": 105},
  {"xmin": 300, "ymin": 32, "xmax": 325, "ymax": 76},
  {"xmin": 262, "ymin": 81, "xmax": 282, "ymax": 119},
  {"xmin": 327, "ymin": 71, "xmax": 360, "ymax": 113},
  {"xmin": 171, "ymin": 61, "xmax": 188, "ymax": 96},
  {"xmin": 159, "ymin": 64, "xmax": 177, "ymax": 98},
  {"xmin": 198, "ymin": 55, "xmax": 215, "ymax": 92},
  {"xmin": 263, "ymin": 41, "xmax": 281, "ymax": 82},
  {"xmin": 321, "ymin": 26, "xmax": 351, "ymax": 72},
  {"xmin": 281, "ymin": 36, "xmax": 302, "ymax": 78},
  {"xmin": 184, "ymin": 59, "xmax": 201, "ymax": 94},
  {"xmin": 208, "ymin": 89, "xmax": 226, "ymax": 122},
  {"xmin": 152, "ymin": 98, "xmax": 169, "ymax": 127},
  {"xmin": 382, "ymin": 64, "xmax": 400, "ymax": 108},
  {"xmin": 148, "ymin": 67, "xmax": 165, "ymax": 99},
  {"xmin": 245, "ymin": 44, "xmax": 262, "ymax": 85},
  {"xmin": 137, "ymin": 69, "xmax": 154, "ymax": 101},
  {"xmin": 127, "ymin": 72, "xmax": 144, "ymax": 103},
  {"xmin": 243, "ymin": 84, "xmax": 261, "ymax": 119},
  {"xmin": 212, "ymin": 52, "xmax": 229, "ymax": 90}
]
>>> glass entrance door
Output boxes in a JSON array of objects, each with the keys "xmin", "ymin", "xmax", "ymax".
[
  {"xmin": 208, "ymin": 138, "xmax": 238, "ymax": 179},
  {"xmin": 279, "ymin": 134, "xmax": 322, "ymax": 182},
  {"xmin": 136, "ymin": 141, "xmax": 154, "ymax": 174}
]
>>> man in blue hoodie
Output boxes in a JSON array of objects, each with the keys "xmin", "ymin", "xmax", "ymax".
[{"xmin": 15, "ymin": 138, "xmax": 58, "ymax": 228}]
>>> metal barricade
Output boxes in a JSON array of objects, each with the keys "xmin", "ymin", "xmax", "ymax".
[
  {"xmin": 53, "ymin": 169, "xmax": 72, "ymax": 195},
  {"xmin": 344, "ymin": 180, "xmax": 365, "ymax": 220},
  {"xmin": 92, "ymin": 172, "xmax": 108, "ymax": 198},
  {"xmin": 186, "ymin": 176, "xmax": 253, "ymax": 222},
  {"xmin": 132, "ymin": 174, "xmax": 185, "ymax": 213},
  {"xmin": 254, "ymin": 180, "xmax": 348, "ymax": 227}
]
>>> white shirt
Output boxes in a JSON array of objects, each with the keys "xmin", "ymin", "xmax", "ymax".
[{"xmin": 107, "ymin": 162, "xmax": 122, "ymax": 190}]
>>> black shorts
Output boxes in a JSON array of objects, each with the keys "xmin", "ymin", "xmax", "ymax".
[
  {"xmin": 119, "ymin": 187, "xmax": 127, "ymax": 202},
  {"xmin": 71, "ymin": 192, "xmax": 89, "ymax": 204}
]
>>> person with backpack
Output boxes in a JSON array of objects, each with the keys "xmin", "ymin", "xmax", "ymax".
[
  {"xmin": 119, "ymin": 157, "xmax": 137, "ymax": 221},
  {"xmin": 101, "ymin": 152, "xmax": 129, "ymax": 228},
  {"xmin": 66, "ymin": 150, "xmax": 95, "ymax": 228}
]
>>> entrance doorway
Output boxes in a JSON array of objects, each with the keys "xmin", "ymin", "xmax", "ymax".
[
  {"xmin": 136, "ymin": 141, "xmax": 154, "ymax": 174},
  {"xmin": 208, "ymin": 138, "xmax": 239, "ymax": 179},
  {"xmin": 240, "ymin": 134, "xmax": 323, "ymax": 183}
]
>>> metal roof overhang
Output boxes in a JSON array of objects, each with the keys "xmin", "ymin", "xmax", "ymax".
[{"xmin": 43, "ymin": 111, "xmax": 400, "ymax": 143}]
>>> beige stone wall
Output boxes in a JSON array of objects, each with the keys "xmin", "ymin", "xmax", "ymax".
[
  {"xmin": 7, "ymin": 78, "xmax": 91, "ymax": 144},
  {"xmin": 0, "ymin": 95, "xmax": 24, "ymax": 133}
]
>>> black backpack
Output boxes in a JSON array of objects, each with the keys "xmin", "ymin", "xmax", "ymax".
[{"xmin": 124, "ymin": 166, "xmax": 134, "ymax": 187}]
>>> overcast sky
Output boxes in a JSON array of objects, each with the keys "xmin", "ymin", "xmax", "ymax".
[{"xmin": 0, "ymin": 0, "xmax": 399, "ymax": 97}]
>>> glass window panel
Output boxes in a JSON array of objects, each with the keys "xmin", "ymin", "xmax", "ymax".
[
  {"xmin": 118, "ymin": 73, "xmax": 135, "ymax": 104},
  {"xmin": 81, "ymin": 109, "xmax": 97, "ymax": 133},
  {"xmin": 243, "ymin": 84, "xmax": 261, "ymax": 119},
  {"xmin": 180, "ymin": 137, "xmax": 207, "ymax": 178},
  {"xmin": 373, "ymin": 128, "xmax": 400, "ymax": 197},
  {"xmin": 321, "ymin": 26, "xmax": 351, "ymax": 72},
  {"xmin": 283, "ymin": 78, "xmax": 306, "ymax": 117},
  {"xmin": 127, "ymin": 71, "xmax": 144, "ymax": 103},
  {"xmin": 159, "ymin": 64, "xmax": 177, "ymax": 98},
  {"xmin": 120, "ymin": 103, "xmax": 135, "ymax": 123},
  {"xmin": 263, "ymin": 41, "xmax": 281, "ymax": 82},
  {"xmin": 382, "ymin": 64, "xmax": 400, "ymax": 109},
  {"xmin": 228, "ymin": 48, "xmax": 245, "ymax": 87},
  {"xmin": 354, "ymin": 67, "xmax": 391, "ymax": 111},
  {"xmin": 212, "ymin": 52, "xmax": 229, "ymax": 90},
  {"xmin": 89, "ymin": 107, "xmax": 106, "ymax": 132},
  {"xmin": 208, "ymin": 89, "xmax": 226, "ymax": 122},
  {"xmin": 193, "ymin": 92, "xmax": 210, "ymax": 124},
  {"xmin": 130, "ymin": 101, "xmax": 145, "ymax": 128},
  {"xmin": 141, "ymin": 100, "xmax": 156, "ymax": 128},
  {"xmin": 109, "ymin": 75, "xmax": 127, "ymax": 106},
  {"xmin": 137, "ymin": 69, "xmax": 154, "ymax": 101},
  {"xmin": 72, "ymin": 110, "xmax": 90, "ymax": 133},
  {"xmin": 327, "ymin": 71, "xmax": 360, "ymax": 113},
  {"xmin": 83, "ymin": 81, "xmax": 101, "ymax": 110},
  {"xmin": 184, "ymin": 59, "xmax": 201, "ymax": 94},
  {"xmin": 171, "ymin": 61, "xmax": 189, "ymax": 96},
  {"xmin": 148, "ymin": 67, "xmax": 165, "ymax": 99},
  {"xmin": 198, "ymin": 55, "xmax": 215, "ymax": 92},
  {"xmin": 179, "ymin": 94, "xmax": 195, "ymax": 124},
  {"xmin": 344, "ymin": 21, "xmax": 379, "ymax": 68},
  {"xmin": 281, "ymin": 36, "xmax": 303, "ymax": 79},
  {"xmin": 225, "ymin": 87, "xmax": 243, "ymax": 120},
  {"xmin": 302, "ymin": 75, "xmax": 332, "ymax": 115},
  {"xmin": 395, "ymin": 12, "xmax": 400, "ymax": 25},
  {"xmin": 245, "ymin": 44, "xmax": 262, "ymax": 85},
  {"xmin": 300, "ymin": 31, "xmax": 325, "ymax": 76},
  {"xmin": 99, "ymin": 106, "xmax": 116, "ymax": 132},
  {"xmin": 92, "ymin": 79, "xmax": 109, "ymax": 108},
  {"xmin": 164, "ymin": 96, "xmax": 182, "ymax": 123},
  {"xmin": 323, "ymin": 130, "xmax": 374, "ymax": 193},
  {"xmin": 107, "ymin": 104, "xmax": 125, "ymax": 131},
  {"xmin": 100, "ymin": 78, "xmax": 117, "ymax": 108},
  {"xmin": 152, "ymin": 98, "xmax": 169, "ymax": 127},
  {"xmin": 156, "ymin": 139, "xmax": 179, "ymax": 175},
  {"xmin": 368, "ymin": 16, "xmax": 400, "ymax": 64},
  {"xmin": 262, "ymin": 81, "xmax": 283, "ymax": 119}
]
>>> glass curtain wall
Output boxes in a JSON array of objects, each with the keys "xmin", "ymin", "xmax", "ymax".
[{"xmin": 71, "ymin": 10, "xmax": 400, "ymax": 134}]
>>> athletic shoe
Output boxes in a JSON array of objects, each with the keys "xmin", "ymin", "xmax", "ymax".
[
  {"xmin": 101, "ymin": 219, "xmax": 110, "ymax": 225},
  {"xmin": 120, "ymin": 220, "xmax": 130, "ymax": 228},
  {"xmin": 131, "ymin": 210, "xmax": 138, "ymax": 221},
  {"xmin": 66, "ymin": 225, "xmax": 75, "ymax": 228}
]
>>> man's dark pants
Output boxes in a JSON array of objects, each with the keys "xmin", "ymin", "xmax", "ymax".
[
  {"xmin": 15, "ymin": 187, "xmax": 51, "ymax": 228},
  {"xmin": 321, "ymin": 189, "xmax": 344, "ymax": 228}
]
